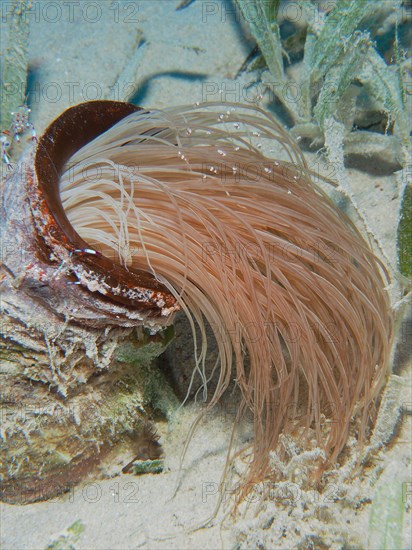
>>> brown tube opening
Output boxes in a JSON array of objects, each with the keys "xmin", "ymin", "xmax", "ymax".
[{"xmin": 32, "ymin": 101, "xmax": 177, "ymax": 312}]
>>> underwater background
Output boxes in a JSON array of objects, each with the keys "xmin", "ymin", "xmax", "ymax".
[{"xmin": 1, "ymin": 1, "xmax": 411, "ymax": 548}]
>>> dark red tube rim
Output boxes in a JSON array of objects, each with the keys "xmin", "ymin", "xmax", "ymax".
[{"xmin": 32, "ymin": 100, "xmax": 177, "ymax": 313}]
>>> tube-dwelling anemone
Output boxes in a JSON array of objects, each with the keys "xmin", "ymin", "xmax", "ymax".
[{"xmin": 58, "ymin": 101, "xmax": 392, "ymax": 493}]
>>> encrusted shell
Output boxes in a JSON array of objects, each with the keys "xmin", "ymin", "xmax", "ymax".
[{"xmin": 0, "ymin": 101, "xmax": 178, "ymax": 503}]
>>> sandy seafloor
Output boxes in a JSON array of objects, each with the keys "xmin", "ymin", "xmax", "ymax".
[{"xmin": 0, "ymin": 1, "xmax": 411, "ymax": 548}]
